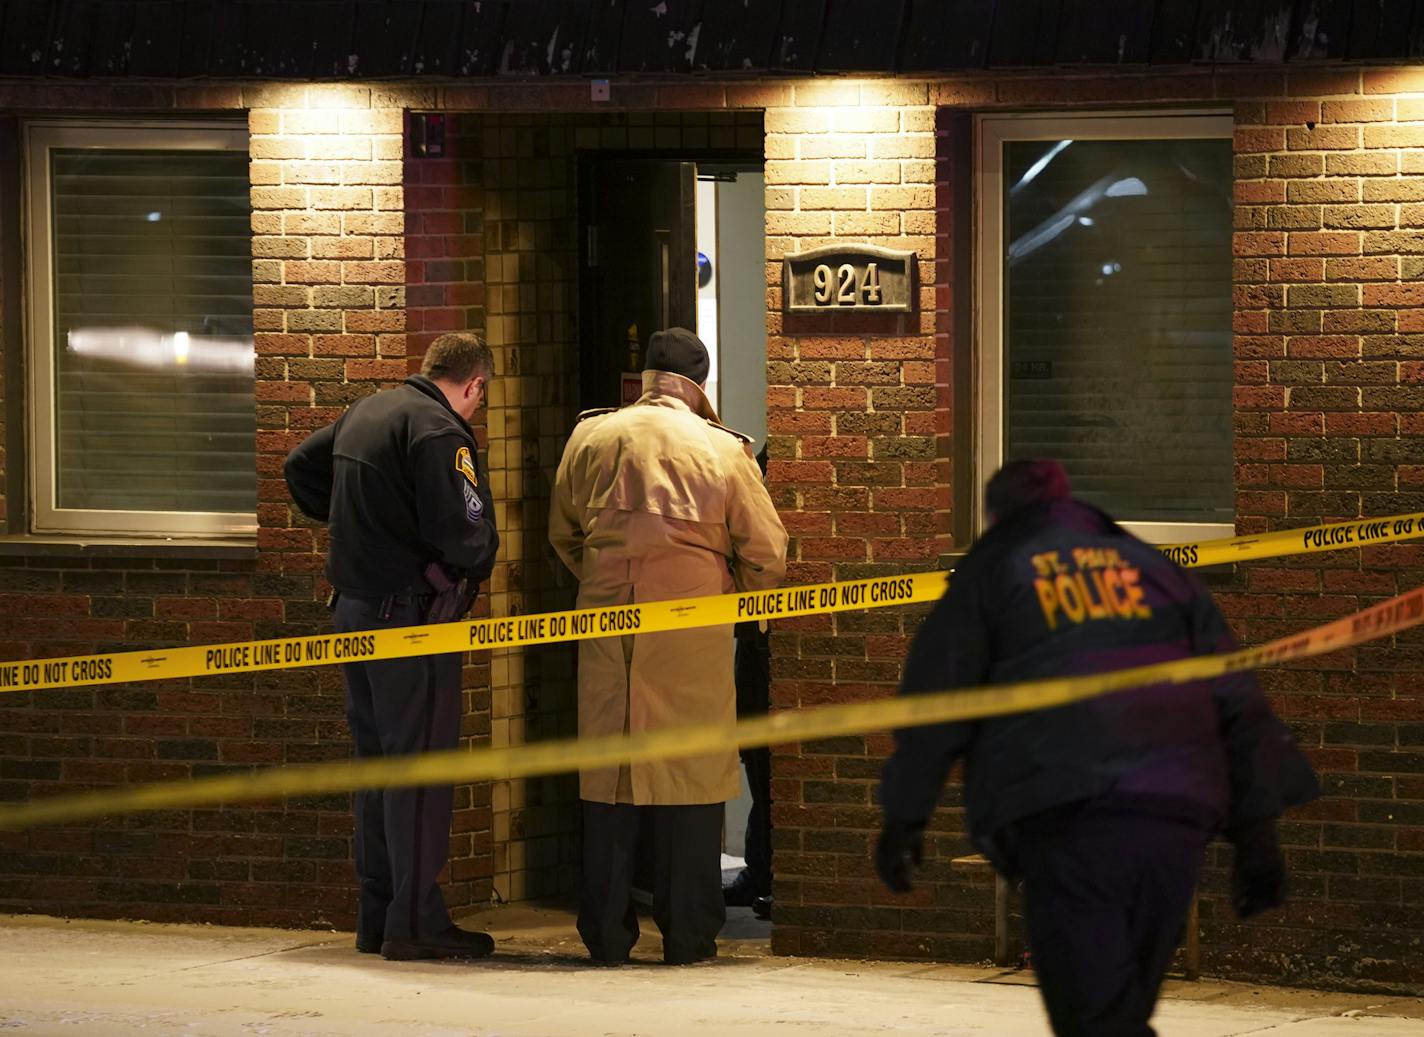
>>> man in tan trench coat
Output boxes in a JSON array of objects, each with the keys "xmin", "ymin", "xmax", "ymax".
[{"xmin": 550, "ymin": 327, "xmax": 787, "ymax": 966}]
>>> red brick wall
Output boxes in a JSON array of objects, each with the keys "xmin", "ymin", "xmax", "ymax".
[
  {"xmin": 762, "ymin": 69, "xmax": 1424, "ymax": 993},
  {"xmin": 400, "ymin": 114, "xmax": 499, "ymax": 901},
  {"xmin": 0, "ymin": 85, "xmax": 500, "ymax": 928},
  {"xmin": 0, "ymin": 72, "xmax": 1422, "ymax": 991},
  {"xmin": 404, "ymin": 115, "xmax": 485, "ymax": 363},
  {"xmin": 0, "ymin": 86, "xmax": 368, "ymax": 929},
  {"xmin": 759, "ymin": 81, "xmax": 958, "ymax": 960},
  {"xmin": 1215, "ymin": 67, "xmax": 1424, "ymax": 990},
  {"xmin": 249, "ymin": 88, "xmax": 495, "ymax": 919}
]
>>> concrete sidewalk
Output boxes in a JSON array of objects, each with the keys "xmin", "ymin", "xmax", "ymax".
[{"xmin": 0, "ymin": 905, "xmax": 1419, "ymax": 1036}]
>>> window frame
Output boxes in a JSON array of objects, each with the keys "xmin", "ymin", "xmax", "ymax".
[
  {"xmin": 24, "ymin": 119, "xmax": 256, "ymax": 538},
  {"xmin": 975, "ymin": 110, "xmax": 1235, "ymax": 543}
]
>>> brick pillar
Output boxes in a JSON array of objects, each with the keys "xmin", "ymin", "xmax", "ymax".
[
  {"xmin": 762, "ymin": 82, "xmax": 952, "ymax": 957},
  {"xmin": 401, "ymin": 113, "xmax": 497, "ymax": 902},
  {"xmin": 475, "ymin": 114, "xmax": 582, "ymax": 903},
  {"xmin": 249, "ymin": 86, "xmax": 490, "ymax": 920},
  {"xmin": 1225, "ymin": 67, "xmax": 1424, "ymax": 989}
]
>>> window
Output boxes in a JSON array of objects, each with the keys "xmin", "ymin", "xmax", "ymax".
[
  {"xmin": 26, "ymin": 122, "xmax": 255, "ymax": 538},
  {"xmin": 977, "ymin": 113, "xmax": 1234, "ymax": 541}
]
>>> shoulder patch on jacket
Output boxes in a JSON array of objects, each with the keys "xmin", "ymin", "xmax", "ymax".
[
  {"xmin": 462, "ymin": 480, "xmax": 485, "ymax": 523},
  {"xmin": 704, "ymin": 419, "xmax": 752, "ymax": 445},
  {"xmin": 575, "ymin": 407, "xmax": 617, "ymax": 424},
  {"xmin": 455, "ymin": 446, "xmax": 479, "ymax": 488}
]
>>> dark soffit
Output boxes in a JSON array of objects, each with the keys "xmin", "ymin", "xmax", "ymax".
[{"xmin": 7, "ymin": 1, "xmax": 1424, "ymax": 80}]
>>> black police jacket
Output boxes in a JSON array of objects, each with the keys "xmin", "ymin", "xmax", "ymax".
[
  {"xmin": 879, "ymin": 498, "xmax": 1318, "ymax": 871},
  {"xmin": 283, "ymin": 376, "xmax": 498, "ymax": 597}
]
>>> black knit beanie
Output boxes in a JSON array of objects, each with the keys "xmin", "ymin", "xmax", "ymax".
[{"xmin": 644, "ymin": 327, "xmax": 710, "ymax": 386}]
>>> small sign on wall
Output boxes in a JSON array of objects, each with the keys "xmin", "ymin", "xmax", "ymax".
[
  {"xmin": 1010, "ymin": 360, "xmax": 1053, "ymax": 380},
  {"xmin": 782, "ymin": 243, "xmax": 915, "ymax": 314}
]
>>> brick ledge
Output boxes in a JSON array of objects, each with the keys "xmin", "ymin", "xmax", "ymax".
[{"xmin": 0, "ymin": 535, "xmax": 257, "ymax": 560}]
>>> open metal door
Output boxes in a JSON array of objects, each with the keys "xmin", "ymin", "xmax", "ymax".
[{"xmin": 578, "ymin": 159, "xmax": 697, "ymax": 410}]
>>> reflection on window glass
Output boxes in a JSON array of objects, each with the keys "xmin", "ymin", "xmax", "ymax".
[
  {"xmin": 1003, "ymin": 137, "xmax": 1232, "ymax": 524},
  {"xmin": 51, "ymin": 148, "xmax": 254, "ymax": 515}
]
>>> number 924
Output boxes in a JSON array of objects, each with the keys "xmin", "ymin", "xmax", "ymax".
[{"xmin": 812, "ymin": 262, "xmax": 883, "ymax": 306}]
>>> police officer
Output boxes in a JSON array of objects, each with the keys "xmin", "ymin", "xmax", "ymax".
[
  {"xmin": 284, "ymin": 332, "xmax": 499, "ymax": 962},
  {"xmin": 725, "ymin": 449, "xmax": 775, "ymax": 920},
  {"xmin": 726, "ymin": 617, "xmax": 773, "ymax": 919},
  {"xmin": 877, "ymin": 459, "xmax": 1319, "ymax": 1037},
  {"xmin": 550, "ymin": 327, "xmax": 787, "ymax": 966}
]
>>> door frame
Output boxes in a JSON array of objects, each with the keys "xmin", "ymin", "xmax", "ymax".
[{"xmin": 576, "ymin": 149, "xmax": 764, "ymax": 411}]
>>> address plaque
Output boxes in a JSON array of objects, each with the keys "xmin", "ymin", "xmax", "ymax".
[{"xmin": 782, "ymin": 243, "xmax": 915, "ymax": 314}]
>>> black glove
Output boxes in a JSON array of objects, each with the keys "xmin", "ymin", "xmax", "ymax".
[
  {"xmin": 875, "ymin": 819, "xmax": 925, "ymax": 894},
  {"xmin": 423, "ymin": 562, "xmax": 478, "ymax": 624},
  {"xmin": 1230, "ymin": 820, "xmax": 1287, "ymax": 920}
]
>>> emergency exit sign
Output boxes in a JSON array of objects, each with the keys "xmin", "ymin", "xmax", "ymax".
[{"xmin": 783, "ymin": 243, "xmax": 915, "ymax": 314}]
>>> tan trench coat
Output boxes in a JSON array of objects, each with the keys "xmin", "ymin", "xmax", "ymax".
[{"xmin": 549, "ymin": 370, "xmax": 788, "ymax": 805}]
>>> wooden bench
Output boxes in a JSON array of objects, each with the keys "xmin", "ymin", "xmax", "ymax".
[
  {"xmin": 951, "ymin": 854, "xmax": 1013, "ymax": 965},
  {"xmin": 950, "ymin": 853, "xmax": 1200, "ymax": 979}
]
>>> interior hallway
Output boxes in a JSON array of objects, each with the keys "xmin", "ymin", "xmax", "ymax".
[{"xmin": 0, "ymin": 905, "xmax": 1420, "ymax": 1036}]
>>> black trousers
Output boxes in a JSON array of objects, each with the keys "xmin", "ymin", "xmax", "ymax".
[
  {"xmin": 578, "ymin": 800, "xmax": 725, "ymax": 964},
  {"xmin": 336, "ymin": 595, "xmax": 461, "ymax": 943},
  {"xmin": 1014, "ymin": 802, "xmax": 1209, "ymax": 1037},
  {"xmin": 738, "ymin": 746, "xmax": 772, "ymax": 895},
  {"xmin": 734, "ymin": 622, "xmax": 773, "ymax": 896}
]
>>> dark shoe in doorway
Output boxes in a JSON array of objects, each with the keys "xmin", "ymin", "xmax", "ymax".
[
  {"xmin": 752, "ymin": 895, "xmax": 772, "ymax": 921},
  {"xmin": 355, "ymin": 931, "xmax": 384, "ymax": 954},
  {"xmin": 722, "ymin": 870, "xmax": 767, "ymax": 907},
  {"xmin": 381, "ymin": 925, "xmax": 495, "ymax": 961}
]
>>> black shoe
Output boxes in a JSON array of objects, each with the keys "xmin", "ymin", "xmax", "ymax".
[
  {"xmin": 752, "ymin": 895, "xmax": 772, "ymax": 921},
  {"xmin": 381, "ymin": 925, "xmax": 495, "ymax": 961},
  {"xmin": 665, "ymin": 944, "xmax": 717, "ymax": 966},
  {"xmin": 355, "ymin": 932, "xmax": 384, "ymax": 954},
  {"xmin": 722, "ymin": 872, "xmax": 766, "ymax": 907}
]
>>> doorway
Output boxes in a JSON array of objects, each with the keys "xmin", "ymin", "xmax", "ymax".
[
  {"xmin": 576, "ymin": 156, "xmax": 767, "ymax": 451},
  {"xmin": 575, "ymin": 153, "xmax": 769, "ymax": 889}
]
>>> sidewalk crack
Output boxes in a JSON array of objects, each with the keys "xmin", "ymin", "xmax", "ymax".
[{"xmin": 159, "ymin": 937, "xmax": 346, "ymax": 975}]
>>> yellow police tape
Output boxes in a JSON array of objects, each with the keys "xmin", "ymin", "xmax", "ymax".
[
  {"xmin": 1, "ymin": 510, "xmax": 1423, "ymax": 697},
  {"xmin": 1159, "ymin": 510, "xmax": 1424, "ymax": 568},
  {"xmin": 0, "ymin": 573, "xmax": 942, "ymax": 695},
  {"xmin": 1, "ymin": 582, "xmax": 1419, "ymax": 830}
]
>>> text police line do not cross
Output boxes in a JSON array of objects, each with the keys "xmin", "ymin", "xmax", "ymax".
[
  {"xmin": 6, "ymin": 512, "xmax": 1424, "ymax": 696},
  {"xmin": 4, "ymin": 581, "xmax": 1423, "ymax": 831},
  {"xmin": 0, "ymin": 574, "xmax": 950, "ymax": 695}
]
